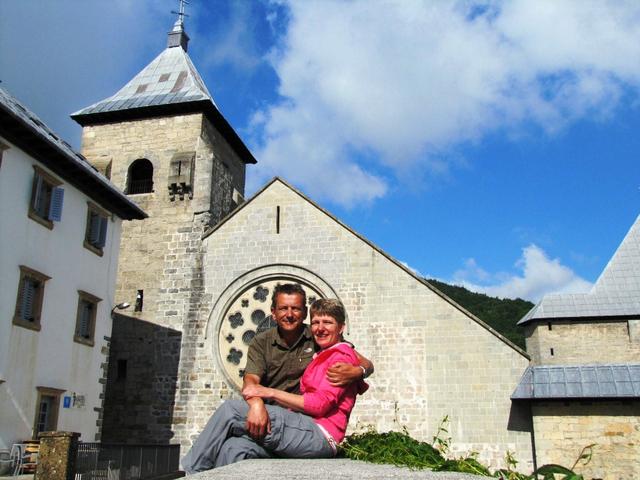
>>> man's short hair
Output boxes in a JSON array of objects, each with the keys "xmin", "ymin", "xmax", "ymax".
[
  {"xmin": 271, "ymin": 283, "xmax": 307, "ymax": 309},
  {"xmin": 310, "ymin": 298, "xmax": 346, "ymax": 325}
]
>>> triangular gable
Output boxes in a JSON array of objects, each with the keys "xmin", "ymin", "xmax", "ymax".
[{"xmin": 204, "ymin": 177, "xmax": 529, "ymax": 357}]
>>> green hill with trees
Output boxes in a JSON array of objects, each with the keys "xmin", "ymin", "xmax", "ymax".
[{"xmin": 426, "ymin": 279, "xmax": 534, "ymax": 349}]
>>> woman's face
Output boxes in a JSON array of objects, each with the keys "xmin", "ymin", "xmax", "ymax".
[{"xmin": 311, "ymin": 314, "xmax": 344, "ymax": 350}]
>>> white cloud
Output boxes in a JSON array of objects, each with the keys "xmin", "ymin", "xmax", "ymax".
[
  {"xmin": 452, "ymin": 244, "xmax": 593, "ymax": 302},
  {"xmin": 248, "ymin": 0, "xmax": 640, "ymax": 205}
]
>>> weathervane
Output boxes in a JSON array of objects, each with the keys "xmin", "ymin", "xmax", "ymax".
[{"xmin": 172, "ymin": 0, "xmax": 190, "ymax": 26}]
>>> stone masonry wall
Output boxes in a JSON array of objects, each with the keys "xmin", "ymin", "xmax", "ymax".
[
  {"xmin": 525, "ymin": 320, "xmax": 640, "ymax": 365},
  {"xmin": 101, "ymin": 315, "xmax": 182, "ymax": 443},
  {"xmin": 79, "ymin": 113, "xmax": 246, "ymax": 442},
  {"xmin": 532, "ymin": 401, "xmax": 640, "ymax": 480},
  {"xmin": 80, "ymin": 113, "xmax": 246, "ymax": 328},
  {"xmin": 177, "ymin": 180, "xmax": 534, "ymax": 470}
]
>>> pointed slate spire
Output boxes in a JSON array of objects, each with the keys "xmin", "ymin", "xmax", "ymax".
[
  {"xmin": 71, "ymin": 1, "xmax": 214, "ymax": 121},
  {"xmin": 71, "ymin": 4, "xmax": 257, "ymax": 165}
]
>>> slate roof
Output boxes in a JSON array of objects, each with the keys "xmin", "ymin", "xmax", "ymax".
[
  {"xmin": 511, "ymin": 364, "xmax": 640, "ymax": 399},
  {"xmin": 519, "ymin": 215, "xmax": 640, "ymax": 324},
  {"xmin": 0, "ymin": 87, "xmax": 146, "ymax": 220},
  {"xmin": 71, "ymin": 41, "xmax": 214, "ymax": 117},
  {"xmin": 71, "ymin": 21, "xmax": 257, "ymax": 165}
]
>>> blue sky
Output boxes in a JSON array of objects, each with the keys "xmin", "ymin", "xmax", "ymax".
[{"xmin": 1, "ymin": 0, "xmax": 639, "ymax": 302}]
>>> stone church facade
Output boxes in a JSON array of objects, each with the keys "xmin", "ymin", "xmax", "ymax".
[{"xmin": 73, "ymin": 17, "xmax": 534, "ymax": 469}]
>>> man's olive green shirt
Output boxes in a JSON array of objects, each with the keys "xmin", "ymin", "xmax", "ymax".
[{"xmin": 244, "ymin": 325, "xmax": 316, "ymax": 395}]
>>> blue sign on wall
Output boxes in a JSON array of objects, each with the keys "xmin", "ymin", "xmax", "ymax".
[{"xmin": 63, "ymin": 396, "xmax": 71, "ymax": 408}]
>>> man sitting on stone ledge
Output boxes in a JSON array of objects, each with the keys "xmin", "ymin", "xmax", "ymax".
[{"xmin": 181, "ymin": 284, "xmax": 373, "ymax": 473}]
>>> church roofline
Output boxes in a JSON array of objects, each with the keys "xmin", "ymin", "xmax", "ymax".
[
  {"xmin": 0, "ymin": 87, "xmax": 146, "ymax": 220},
  {"xmin": 203, "ymin": 176, "xmax": 530, "ymax": 359},
  {"xmin": 71, "ymin": 99, "xmax": 257, "ymax": 165}
]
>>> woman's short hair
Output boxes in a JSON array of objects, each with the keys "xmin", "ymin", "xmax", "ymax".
[{"xmin": 310, "ymin": 298, "xmax": 346, "ymax": 325}]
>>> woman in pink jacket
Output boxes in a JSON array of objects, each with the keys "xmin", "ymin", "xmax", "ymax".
[{"xmin": 182, "ymin": 299, "xmax": 367, "ymax": 473}]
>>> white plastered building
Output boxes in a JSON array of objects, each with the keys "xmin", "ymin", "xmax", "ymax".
[{"xmin": 0, "ymin": 87, "xmax": 146, "ymax": 448}]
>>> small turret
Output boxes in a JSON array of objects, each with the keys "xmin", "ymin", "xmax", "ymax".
[{"xmin": 167, "ymin": 18, "xmax": 189, "ymax": 51}]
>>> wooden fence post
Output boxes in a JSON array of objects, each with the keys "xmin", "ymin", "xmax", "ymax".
[{"xmin": 36, "ymin": 431, "xmax": 80, "ymax": 480}]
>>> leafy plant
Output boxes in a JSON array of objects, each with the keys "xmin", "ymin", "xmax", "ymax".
[{"xmin": 340, "ymin": 417, "xmax": 592, "ymax": 480}]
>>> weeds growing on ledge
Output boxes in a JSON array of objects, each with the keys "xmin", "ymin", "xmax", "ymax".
[{"xmin": 339, "ymin": 416, "xmax": 593, "ymax": 480}]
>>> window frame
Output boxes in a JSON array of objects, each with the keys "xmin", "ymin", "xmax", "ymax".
[
  {"xmin": 13, "ymin": 265, "xmax": 51, "ymax": 331},
  {"xmin": 28, "ymin": 165, "xmax": 64, "ymax": 230},
  {"xmin": 33, "ymin": 386, "xmax": 64, "ymax": 438},
  {"xmin": 84, "ymin": 201, "xmax": 110, "ymax": 256},
  {"xmin": 74, "ymin": 290, "xmax": 101, "ymax": 346}
]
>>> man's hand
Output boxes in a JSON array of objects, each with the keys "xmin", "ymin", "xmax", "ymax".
[
  {"xmin": 244, "ymin": 398, "xmax": 271, "ymax": 439},
  {"xmin": 326, "ymin": 362, "xmax": 363, "ymax": 386},
  {"xmin": 242, "ymin": 373, "xmax": 271, "ymax": 440}
]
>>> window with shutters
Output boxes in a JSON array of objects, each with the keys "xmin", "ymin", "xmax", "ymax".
[
  {"xmin": 28, "ymin": 166, "xmax": 64, "ymax": 229},
  {"xmin": 84, "ymin": 202, "xmax": 109, "ymax": 256},
  {"xmin": 74, "ymin": 290, "xmax": 101, "ymax": 346},
  {"xmin": 13, "ymin": 266, "xmax": 50, "ymax": 331}
]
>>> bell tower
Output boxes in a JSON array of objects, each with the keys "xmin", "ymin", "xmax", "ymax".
[{"xmin": 71, "ymin": 10, "xmax": 256, "ymax": 442}]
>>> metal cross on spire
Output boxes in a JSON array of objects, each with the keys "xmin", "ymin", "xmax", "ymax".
[{"xmin": 171, "ymin": 0, "xmax": 190, "ymax": 26}]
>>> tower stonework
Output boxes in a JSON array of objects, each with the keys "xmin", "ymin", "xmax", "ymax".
[{"xmin": 72, "ymin": 18, "xmax": 255, "ymax": 443}]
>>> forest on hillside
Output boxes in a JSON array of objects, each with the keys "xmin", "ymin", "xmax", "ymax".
[{"xmin": 426, "ymin": 279, "xmax": 534, "ymax": 349}]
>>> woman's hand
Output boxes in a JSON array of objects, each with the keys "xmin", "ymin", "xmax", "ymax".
[{"xmin": 242, "ymin": 384, "xmax": 273, "ymax": 400}]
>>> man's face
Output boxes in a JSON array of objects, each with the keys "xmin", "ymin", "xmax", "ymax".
[{"xmin": 272, "ymin": 292, "xmax": 307, "ymax": 335}]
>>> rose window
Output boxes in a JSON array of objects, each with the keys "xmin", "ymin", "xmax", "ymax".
[{"xmin": 218, "ymin": 278, "xmax": 324, "ymax": 389}]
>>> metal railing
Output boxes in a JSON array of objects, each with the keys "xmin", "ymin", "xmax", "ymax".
[
  {"xmin": 126, "ymin": 179, "xmax": 154, "ymax": 195},
  {"xmin": 75, "ymin": 443, "xmax": 180, "ymax": 480}
]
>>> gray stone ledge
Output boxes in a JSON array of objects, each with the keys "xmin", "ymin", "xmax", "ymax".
[{"xmin": 186, "ymin": 459, "xmax": 485, "ymax": 479}]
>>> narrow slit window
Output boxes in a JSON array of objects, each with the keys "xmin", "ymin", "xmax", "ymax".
[
  {"xmin": 135, "ymin": 290, "xmax": 144, "ymax": 312},
  {"xmin": 276, "ymin": 206, "xmax": 280, "ymax": 234},
  {"xmin": 117, "ymin": 359, "xmax": 128, "ymax": 381}
]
